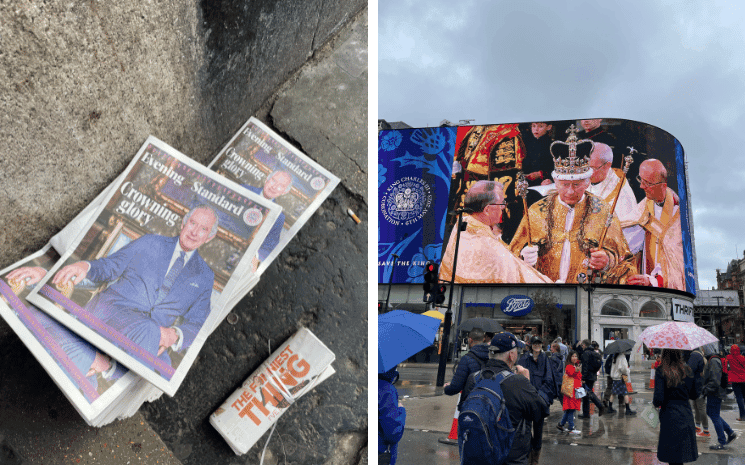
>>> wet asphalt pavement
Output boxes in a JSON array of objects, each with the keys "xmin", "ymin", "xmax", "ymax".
[{"xmin": 395, "ymin": 363, "xmax": 745, "ymax": 464}]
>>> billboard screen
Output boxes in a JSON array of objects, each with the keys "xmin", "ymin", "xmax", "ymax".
[{"xmin": 378, "ymin": 118, "xmax": 696, "ymax": 296}]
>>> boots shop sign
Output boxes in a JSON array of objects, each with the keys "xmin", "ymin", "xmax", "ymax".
[{"xmin": 501, "ymin": 295, "xmax": 535, "ymax": 317}]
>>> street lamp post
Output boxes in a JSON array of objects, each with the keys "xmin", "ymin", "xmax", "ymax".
[
  {"xmin": 383, "ymin": 254, "xmax": 399, "ymax": 313},
  {"xmin": 577, "ymin": 272, "xmax": 603, "ymax": 341},
  {"xmin": 436, "ymin": 208, "xmax": 471, "ymax": 387}
]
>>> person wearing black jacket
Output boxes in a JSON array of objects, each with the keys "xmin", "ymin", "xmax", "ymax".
[
  {"xmin": 444, "ymin": 328, "xmax": 489, "ymax": 410},
  {"xmin": 685, "ymin": 348, "xmax": 709, "ymax": 437},
  {"xmin": 579, "ymin": 339, "xmax": 605, "ymax": 418},
  {"xmin": 463, "ymin": 332, "xmax": 547, "ymax": 465},
  {"xmin": 518, "ymin": 336, "xmax": 558, "ymax": 408},
  {"xmin": 653, "ymin": 349, "xmax": 700, "ymax": 464},
  {"xmin": 703, "ymin": 354, "xmax": 737, "ymax": 450}
]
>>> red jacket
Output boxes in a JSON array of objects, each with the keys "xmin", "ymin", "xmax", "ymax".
[
  {"xmin": 727, "ymin": 345, "xmax": 745, "ymax": 383},
  {"xmin": 562, "ymin": 364, "xmax": 582, "ymax": 411}
]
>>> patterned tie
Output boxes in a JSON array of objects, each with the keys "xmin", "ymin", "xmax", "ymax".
[{"xmin": 156, "ymin": 251, "xmax": 186, "ymax": 305}]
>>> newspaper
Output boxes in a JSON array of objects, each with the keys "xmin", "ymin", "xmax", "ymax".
[
  {"xmin": 210, "ymin": 328, "xmax": 335, "ymax": 455},
  {"xmin": 47, "ymin": 172, "xmax": 261, "ymax": 335},
  {"xmin": 208, "ymin": 117, "xmax": 340, "ymax": 276},
  {"xmin": 0, "ymin": 246, "xmax": 139, "ymax": 425},
  {"xmin": 27, "ymin": 136, "xmax": 282, "ymax": 395}
]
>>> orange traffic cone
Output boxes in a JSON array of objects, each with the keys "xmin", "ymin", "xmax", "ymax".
[
  {"xmin": 648, "ymin": 367, "xmax": 655, "ymax": 389},
  {"xmin": 438, "ymin": 393, "xmax": 460, "ymax": 446},
  {"xmin": 626, "ymin": 378, "xmax": 636, "ymax": 395}
]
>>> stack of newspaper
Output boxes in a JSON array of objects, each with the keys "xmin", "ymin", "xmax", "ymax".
[{"xmin": 0, "ymin": 117, "xmax": 339, "ymax": 426}]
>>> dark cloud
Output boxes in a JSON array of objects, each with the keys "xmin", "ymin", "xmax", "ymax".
[{"xmin": 379, "ymin": 0, "xmax": 745, "ymax": 290}]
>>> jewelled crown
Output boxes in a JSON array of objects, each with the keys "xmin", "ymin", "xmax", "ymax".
[{"xmin": 549, "ymin": 124, "xmax": 595, "ymax": 181}]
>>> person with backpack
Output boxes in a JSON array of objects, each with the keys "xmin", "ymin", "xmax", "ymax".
[
  {"xmin": 579, "ymin": 339, "xmax": 605, "ymax": 418},
  {"xmin": 459, "ymin": 332, "xmax": 547, "ymax": 465},
  {"xmin": 703, "ymin": 350, "xmax": 737, "ymax": 450},
  {"xmin": 653, "ymin": 349, "xmax": 700, "ymax": 464},
  {"xmin": 602, "ymin": 352, "xmax": 616, "ymax": 413},
  {"xmin": 557, "ymin": 350, "xmax": 582, "ymax": 434},
  {"xmin": 444, "ymin": 328, "xmax": 490, "ymax": 410},
  {"xmin": 726, "ymin": 344, "xmax": 745, "ymax": 421},
  {"xmin": 378, "ymin": 366, "xmax": 406, "ymax": 464}
]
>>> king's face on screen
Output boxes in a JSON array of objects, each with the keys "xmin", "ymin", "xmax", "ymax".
[{"xmin": 555, "ymin": 178, "xmax": 591, "ymax": 207}]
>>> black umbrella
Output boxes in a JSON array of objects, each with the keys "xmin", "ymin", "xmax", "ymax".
[
  {"xmin": 458, "ymin": 317, "xmax": 504, "ymax": 334},
  {"xmin": 604, "ymin": 339, "xmax": 635, "ymax": 355}
]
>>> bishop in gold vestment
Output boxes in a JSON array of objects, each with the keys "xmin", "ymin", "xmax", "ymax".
[{"xmin": 627, "ymin": 159, "xmax": 686, "ymax": 291}]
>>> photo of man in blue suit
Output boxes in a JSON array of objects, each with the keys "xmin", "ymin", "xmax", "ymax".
[{"xmin": 51, "ymin": 205, "xmax": 219, "ymax": 367}]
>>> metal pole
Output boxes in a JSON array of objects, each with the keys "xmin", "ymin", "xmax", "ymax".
[
  {"xmin": 383, "ymin": 254, "xmax": 399, "ymax": 313},
  {"xmin": 436, "ymin": 209, "xmax": 468, "ymax": 387}
]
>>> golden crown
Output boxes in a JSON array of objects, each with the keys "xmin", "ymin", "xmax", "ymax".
[{"xmin": 549, "ymin": 124, "xmax": 595, "ymax": 180}]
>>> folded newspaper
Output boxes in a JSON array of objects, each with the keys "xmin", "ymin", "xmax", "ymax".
[
  {"xmin": 2, "ymin": 117, "xmax": 339, "ymax": 424},
  {"xmin": 0, "ymin": 246, "xmax": 141, "ymax": 426},
  {"xmin": 208, "ymin": 117, "xmax": 340, "ymax": 277},
  {"xmin": 27, "ymin": 136, "xmax": 282, "ymax": 395},
  {"xmin": 210, "ymin": 328, "xmax": 336, "ymax": 455}
]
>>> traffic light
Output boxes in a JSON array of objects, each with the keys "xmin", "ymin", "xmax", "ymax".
[{"xmin": 422, "ymin": 261, "xmax": 446, "ymax": 305}]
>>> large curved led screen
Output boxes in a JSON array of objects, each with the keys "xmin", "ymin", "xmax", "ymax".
[{"xmin": 378, "ymin": 118, "xmax": 696, "ymax": 296}]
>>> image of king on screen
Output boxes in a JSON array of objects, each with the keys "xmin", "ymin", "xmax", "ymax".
[{"xmin": 50, "ymin": 204, "xmax": 218, "ymax": 367}]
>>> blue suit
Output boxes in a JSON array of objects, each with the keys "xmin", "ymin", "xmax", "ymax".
[
  {"xmin": 244, "ymin": 185, "xmax": 285, "ymax": 261},
  {"xmin": 32, "ymin": 303, "xmax": 126, "ymax": 393},
  {"xmin": 85, "ymin": 234, "xmax": 214, "ymax": 365}
]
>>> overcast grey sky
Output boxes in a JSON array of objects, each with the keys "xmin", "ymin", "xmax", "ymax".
[{"xmin": 379, "ymin": 0, "xmax": 745, "ymax": 291}]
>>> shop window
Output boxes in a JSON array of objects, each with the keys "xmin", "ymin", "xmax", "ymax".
[
  {"xmin": 600, "ymin": 299, "xmax": 630, "ymax": 316},
  {"xmin": 639, "ymin": 301, "xmax": 665, "ymax": 318}
]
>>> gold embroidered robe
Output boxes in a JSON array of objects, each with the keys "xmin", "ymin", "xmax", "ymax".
[
  {"xmin": 439, "ymin": 215, "xmax": 552, "ymax": 284},
  {"xmin": 633, "ymin": 187, "xmax": 685, "ymax": 291},
  {"xmin": 509, "ymin": 192, "xmax": 637, "ymax": 284}
]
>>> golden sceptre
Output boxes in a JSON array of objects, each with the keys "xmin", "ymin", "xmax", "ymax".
[
  {"xmin": 516, "ymin": 171, "xmax": 532, "ymax": 245},
  {"xmin": 597, "ymin": 147, "xmax": 635, "ymax": 249}
]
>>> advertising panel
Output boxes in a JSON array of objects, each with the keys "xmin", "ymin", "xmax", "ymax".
[
  {"xmin": 378, "ymin": 127, "xmax": 457, "ymax": 284},
  {"xmin": 379, "ymin": 118, "xmax": 696, "ymax": 296}
]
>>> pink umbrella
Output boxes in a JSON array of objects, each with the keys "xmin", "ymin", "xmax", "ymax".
[{"xmin": 638, "ymin": 321, "xmax": 718, "ymax": 350}]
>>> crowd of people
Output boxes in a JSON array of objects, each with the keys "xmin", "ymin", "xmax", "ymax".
[{"xmin": 400, "ymin": 329, "xmax": 745, "ymax": 465}]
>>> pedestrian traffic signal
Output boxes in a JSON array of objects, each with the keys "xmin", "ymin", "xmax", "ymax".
[{"xmin": 422, "ymin": 261, "xmax": 446, "ymax": 305}]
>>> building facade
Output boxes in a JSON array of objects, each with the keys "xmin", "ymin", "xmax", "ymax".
[{"xmin": 379, "ymin": 283, "xmax": 692, "ymax": 365}]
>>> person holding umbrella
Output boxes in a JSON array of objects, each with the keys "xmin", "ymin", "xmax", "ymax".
[
  {"xmin": 610, "ymin": 351, "xmax": 636, "ymax": 415},
  {"xmin": 379, "ymin": 366, "xmax": 406, "ymax": 464},
  {"xmin": 653, "ymin": 349, "xmax": 700, "ymax": 463},
  {"xmin": 378, "ymin": 310, "xmax": 440, "ymax": 464},
  {"xmin": 602, "ymin": 339, "xmax": 634, "ymax": 414}
]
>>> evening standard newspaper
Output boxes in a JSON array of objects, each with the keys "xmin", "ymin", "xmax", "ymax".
[
  {"xmin": 0, "ymin": 246, "xmax": 139, "ymax": 425},
  {"xmin": 208, "ymin": 117, "xmax": 340, "ymax": 276},
  {"xmin": 27, "ymin": 136, "xmax": 282, "ymax": 395},
  {"xmin": 47, "ymin": 174, "xmax": 261, "ymax": 334},
  {"xmin": 209, "ymin": 328, "xmax": 335, "ymax": 455}
]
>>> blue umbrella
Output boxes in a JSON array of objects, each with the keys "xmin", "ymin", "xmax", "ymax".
[{"xmin": 379, "ymin": 310, "xmax": 441, "ymax": 373}]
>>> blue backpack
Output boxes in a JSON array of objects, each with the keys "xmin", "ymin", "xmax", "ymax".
[{"xmin": 457, "ymin": 368, "xmax": 515, "ymax": 465}]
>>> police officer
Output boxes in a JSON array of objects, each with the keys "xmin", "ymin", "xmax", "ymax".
[{"xmin": 463, "ymin": 332, "xmax": 547, "ymax": 465}]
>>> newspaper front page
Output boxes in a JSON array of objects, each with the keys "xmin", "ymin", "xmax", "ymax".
[
  {"xmin": 27, "ymin": 136, "xmax": 282, "ymax": 395},
  {"xmin": 0, "ymin": 246, "xmax": 138, "ymax": 424},
  {"xmin": 209, "ymin": 328, "xmax": 335, "ymax": 455},
  {"xmin": 208, "ymin": 117, "xmax": 340, "ymax": 276}
]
